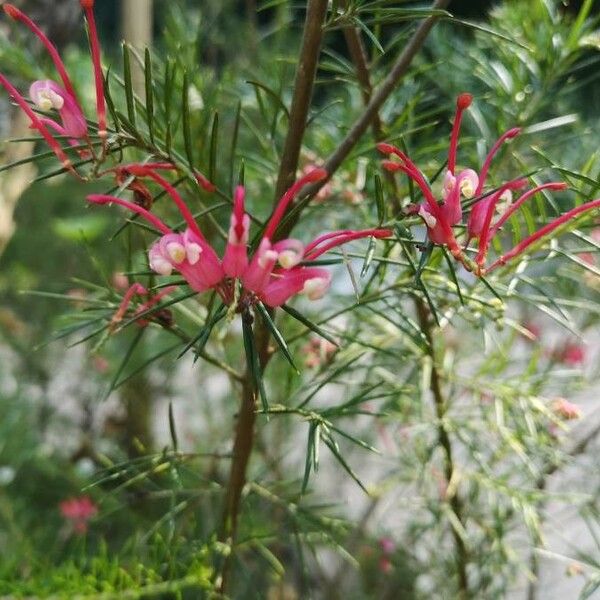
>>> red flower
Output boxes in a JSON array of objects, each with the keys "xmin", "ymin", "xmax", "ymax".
[{"xmin": 59, "ymin": 496, "xmax": 98, "ymax": 534}]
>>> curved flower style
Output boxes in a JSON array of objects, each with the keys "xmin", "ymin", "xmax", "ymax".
[
  {"xmin": 0, "ymin": 1, "xmax": 105, "ymax": 171},
  {"xmin": 379, "ymin": 94, "xmax": 600, "ymax": 276},
  {"xmin": 88, "ymin": 167, "xmax": 391, "ymax": 309}
]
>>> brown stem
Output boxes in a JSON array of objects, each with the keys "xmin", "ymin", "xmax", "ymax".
[
  {"xmin": 218, "ymin": 313, "xmax": 271, "ymax": 593},
  {"xmin": 273, "ymin": 0, "xmax": 329, "ymax": 201},
  {"xmin": 323, "ymin": 0, "xmax": 450, "ymax": 177},
  {"xmin": 279, "ymin": 0, "xmax": 450, "ymax": 237},
  {"xmin": 217, "ymin": 2, "xmax": 329, "ymax": 592},
  {"xmin": 341, "ymin": 18, "xmax": 383, "ymax": 137},
  {"xmin": 415, "ymin": 297, "xmax": 470, "ymax": 598}
]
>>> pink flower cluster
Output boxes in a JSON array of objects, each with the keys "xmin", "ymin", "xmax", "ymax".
[
  {"xmin": 88, "ymin": 164, "xmax": 391, "ymax": 309},
  {"xmin": 378, "ymin": 94, "xmax": 600, "ymax": 276}
]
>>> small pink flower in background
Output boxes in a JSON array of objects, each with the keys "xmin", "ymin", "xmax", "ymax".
[
  {"xmin": 552, "ymin": 342, "xmax": 586, "ymax": 366},
  {"xmin": 579, "ymin": 252, "xmax": 596, "ymax": 266},
  {"xmin": 92, "ymin": 355, "xmax": 110, "ymax": 374},
  {"xmin": 552, "ymin": 398, "xmax": 582, "ymax": 420},
  {"xmin": 112, "ymin": 272, "xmax": 130, "ymax": 292},
  {"xmin": 303, "ymin": 337, "xmax": 337, "ymax": 368},
  {"xmin": 59, "ymin": 496, "xmax": 98, "ymax": 534},
  {"xmin": 521, "ymin": 321, "xmax": 541, "ymax": 342},
  {"xmin": 379, "ymin": 537, "xmax": 395, "ymax": 555},
  {"xmin": 376, "ymin": 537, "xmax": 395, "ymax": 574}
]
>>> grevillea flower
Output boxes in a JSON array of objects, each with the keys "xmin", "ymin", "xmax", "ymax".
[
  {"xmin": 88, "ymin": 167, "xmax": 391, "ymax": 309},
  {"xmin": 59, "ymin": 495, "xmax": 98, "ymax": 534},
  {"xmin": 0, "ymin": 1, "xmax": 105, "ymax": 171},
  {"xmin": 378, "ymin": 94, "xmax": 600, "ymax": 276}
]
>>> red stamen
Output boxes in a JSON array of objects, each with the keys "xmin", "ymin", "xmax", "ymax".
[
  {"xmin": 381, "ymin": 161, "xmax": 440, "ymax": 215},
  {"xmin": 123, "ymin": 166, "xmax": 205, "ymax": 240},
  {"xmin": 87, "ymin": 194, "xmax": 172, "ymax": 234},
  {"xmin": 305, "ymin": 229, "xmax": 391, "ymax": 260},
  {"xmin": 383, "ymin": 160, "xmax": 464, "ymax": 255},
  {"xmin": 263, "ymin": 168, "xmax": 327, "ymax": 239},
  {"xmin": 486, "ymin": 199, "xmax": 600, "ymax": 273},
  {"xmin": 111, "ymin": 283, "xmax": 147, "ymax": 327},
  {"xmin": 195, "ymin": 171, "xmax": 216, "ymax": 192},
  {"xmin": 490, "ymin": 182, "xmax": 568, "ymax": 239},
  {"xmin": 475, "ymin": 179, "xmax": 527, "ymax": 267},
  {"xmin": 475, "ymin": 128, "xmax": 521, "ymax": 195},
  {"xmin": 81, "ymin": 1, "xmax": 106, "ymax": 139},
  {"xmin": 448, "ymin": 93, "xmax": 473, "ymax": 174},
  {"xmin": 304, "ymin": 229, "xmax": 355, "ymax": 256},
  {"xmin": 3, "ymin": 4, "xmax": 78, "ymax": 100}
]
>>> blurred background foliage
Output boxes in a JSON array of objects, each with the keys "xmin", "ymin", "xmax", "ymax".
[{"xmin": 0, "ymin": 0, "xmax": 599, "ymax": 598}]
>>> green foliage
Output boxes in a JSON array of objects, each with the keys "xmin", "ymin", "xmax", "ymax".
[{"xmin": 0, "ymin": 0, "xmax": 599, "ymax": 598}]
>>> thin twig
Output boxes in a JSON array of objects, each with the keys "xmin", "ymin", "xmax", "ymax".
[
  {"xmin": 322, "ymin": 0, "xmax": 450, "ymax": 177},
  {"xmin": 341, "ymin": 3, "xmax": 401, "ymax": 212},
  {"xmin": 416, "ymin": 298, "xmax": 470, "ymax": 599},
  {"xmin": 279, "ymin": 0, "xmax": 451, "ymax": 237},
  {"xmin": 273, "ymin": 0, "xmax": 330, "ymax": 202}
]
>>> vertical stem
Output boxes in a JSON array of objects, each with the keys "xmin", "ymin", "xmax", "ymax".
[
  {"xmin": 415, "ymin": 298, "xmax": 470, "ymax": 598},
  {"xmin": 273, "ymin": 0, "xmax": 329, "ymax": 201},
  {"xmin": 217, "ymin": 3, "xmax": 329, "ymax": 592},
  {"xmin": 218, "ymin": 313, "xmax": 270, "ymax": 593}
]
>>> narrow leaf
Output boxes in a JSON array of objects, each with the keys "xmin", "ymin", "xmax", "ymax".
[
  {"xmin": 256, "ymin": 302, "xmax": 298, "ymax": 372},
  {"xmin": 144, "ymin": 48, "xmax": 155, "ymax": 143},
  {"xmin": 122, "ymin": 43, "xmax": 137, "ymax": 128},
  {"xmin": 182, "ymin": 71, "xmax": 195, "ymax": 167}
]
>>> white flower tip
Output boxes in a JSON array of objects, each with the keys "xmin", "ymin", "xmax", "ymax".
[
  {"xmin": 459, "ymin": 170, "xmax": 479, "ymax": 199},
  {"xmin": 278, "ymin": 250, "xmax": 302, "ymax": 269},
  {"xmin": 166, "ymin": 242, "xmax": 187, "ymax": 264},
  {"xmin": 33, "ymin": 88, "xmax": 64, "ymax": 111},
  {"xmin": 303, "ymin": 277, "xmax": 329, "ymax": 300},
  {"xmin": 418, "ymin": 206, "xmax": 437, "ymax": 229},
  {"xmin": 258, "ymin": 250, "xmax": 278, "ymax": 269},
  {"xmin": 186, "ymin": 242, "xmax": 202, "ymax": 265},
  {"xmin": 150, "ymin": 257, "xmax": 173, "ymax": 276},
  {"xmin": 459, "ymin": 180, "xmax": 475, "ymax": 199}
]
